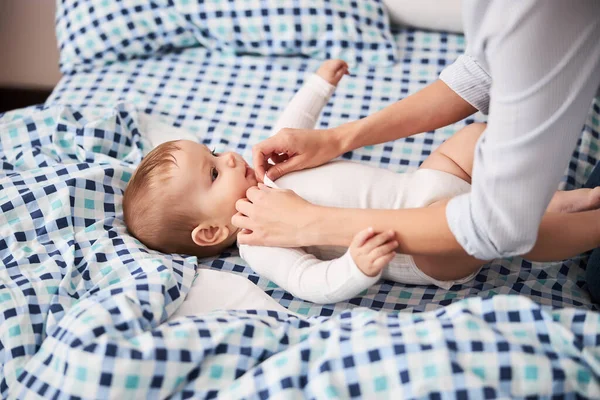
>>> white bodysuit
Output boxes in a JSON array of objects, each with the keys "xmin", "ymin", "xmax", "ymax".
[{"xmin": 238, "ymin": 74, "xmax": 476, "ymax": 305}]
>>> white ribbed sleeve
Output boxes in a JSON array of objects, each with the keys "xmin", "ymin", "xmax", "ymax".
[{"xmin": 239, "ymin": 245, "xmax": 380, "ymax": 304}]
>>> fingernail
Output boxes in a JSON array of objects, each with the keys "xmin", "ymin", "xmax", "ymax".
[{"xmin": 367, "ymin": 227, "xmax": 373, "ymax": 232}]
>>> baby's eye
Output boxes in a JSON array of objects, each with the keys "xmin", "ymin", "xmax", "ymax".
[
  {"xmin": 211, "ymin": 167, "xmax": 219, "ymax": 182},
  {"xmin": 211, "ymin": 149, "xmax": 219, "ymax": 157}
]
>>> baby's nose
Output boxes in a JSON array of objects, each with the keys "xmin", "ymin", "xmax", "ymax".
[{"xmin": 225, "ymin": 152, "xmax": 237, "ymax": 168}]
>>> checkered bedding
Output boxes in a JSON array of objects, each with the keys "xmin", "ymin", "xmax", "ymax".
[{"xmin": 2, "ymin": 26, "xmax": 600, "ymax": 398}]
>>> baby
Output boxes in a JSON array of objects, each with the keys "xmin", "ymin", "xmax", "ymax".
[{"xmin": 124, "ymin": 60, "xmax": 600, "ymax": 304}]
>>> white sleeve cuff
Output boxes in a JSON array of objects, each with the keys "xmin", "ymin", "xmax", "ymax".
[
  {"xmin": 305, "ymin": 73, "xmax": 336, "ymax": 99},
  {"xmin": 439, "ymin": 54, "xmax": 492, "ymax": 115},
  {"xmin": 446, "ymin": 193, "xmax": 481, "ymax": 258},
  {"xmin": 446, "ymin": 193, "xmax": 532, "ymax": 260},
  {"xmin": 325, "ymin": 251, "xmax": 382, "ymax": 302}
]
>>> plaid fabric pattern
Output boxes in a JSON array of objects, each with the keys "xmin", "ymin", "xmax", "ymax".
[
  {"xmin": 174, "ymin": 0, "xmax": 397, "ymax": 67},
  {"xmin": 1, "ymin": 27, "xmax": 599, "ymax": 398},
  {"xmin": 55, "ymin": 0, "xmax": 199, "ymax": 74},
  {"xmin": 56, "ymin": 0, "xmax": 397, "ymax": 74},
  {"xmin": 48, "ymin": 28, "xmax": 600, "ymax": 316}
]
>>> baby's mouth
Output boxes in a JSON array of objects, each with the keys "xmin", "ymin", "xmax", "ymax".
[{"xmin": 245, "ymin": 164, "xmax": 255, "ymax": 179}]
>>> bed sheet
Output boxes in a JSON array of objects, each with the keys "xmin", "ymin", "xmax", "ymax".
[
  {"xmin": 46, "ymin": 28, "xmax": 600, "ymax": 316},
  {"xmin": 2, "ymin": 27, "xmax": 600, "ymax": 399}
]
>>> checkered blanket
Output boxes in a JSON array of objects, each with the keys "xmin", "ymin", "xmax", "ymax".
[
  {"xmin": 2, "ymin": 27, "xmax": 600, "ymax": 398},
  {"xmin": 49, "ymin": 29, "xmax": 600, "ymax": 315}
]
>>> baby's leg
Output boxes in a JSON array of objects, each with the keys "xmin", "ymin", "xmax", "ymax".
[
  {"xmin": 422, "ymin": 122, "xmax": 600, "ymax": 213},
  {"xmin": 270, "ymin": 60, "xmax": 348, "ymax": 136},
  {"xmin": 412, "ymin": 199, "xmax": 600, "ymax": 282},
  {"xmin": 412, "ymin": 199, "xmax": 485, "ymax": 281},
  {"xmin": 413, "ymin": 197, "xmax": 600, "ymax": 282},
  {"xmin": 412, "ymin": 123, "xmax": 600, "ymax": 282},
  {"xmin": 418, "ymin": 122, "xmax": 484, "ymax": 182}
]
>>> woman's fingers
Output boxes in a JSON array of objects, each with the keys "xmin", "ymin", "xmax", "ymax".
[
  {"xmin": 269, "ymin": 152, "xmax": 289, "ymax": 164},
  {"xmin": 241, "ymin": 184, "xmax": 278, "ymax": 209},
  {"xmin": 231, "ymin": 212, "xmax": 254, "ymax": 231},
  {"xmin": 252, "ymin": 150, "xmax": 269, "ymax": 183},
  {"xmin": 253, "ymin": 140, "xmax": 279, "ymax": 180},
  {"xmin": 236, "ymin": 229, "xmax": 256, "ymax": 245},
  {"xmin": 235, "ymin": 198, "xmax": 253, "ymax": 216},
  {"xmin": 252, "ymin": 129, "xmax": 296, "ymax": 180},
  {"xmin": 265, "ymin": 156, "xmax": 305, "ymax": 181}
]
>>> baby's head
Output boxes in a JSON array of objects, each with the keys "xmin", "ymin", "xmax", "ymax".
[{"xmin": 123, "ymin": 140, "xmax": 257, "ymax": 257}]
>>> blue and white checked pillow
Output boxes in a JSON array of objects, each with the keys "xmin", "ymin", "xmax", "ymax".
[
  {"xmin": 56, "ymin": 0, "xmax": 398, "ymax": 73},
  {"xmin": 56, "ymin": 0, "xmax": 199, "ymax": 73},
  {"xmin": 175, "ymin": 0, "xmax": 398, "ymax": 66}
]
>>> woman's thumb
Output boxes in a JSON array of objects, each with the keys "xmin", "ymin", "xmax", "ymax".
[{"xmin": 266, "ymin": 157, "xmax": 302, "ymax": 181}]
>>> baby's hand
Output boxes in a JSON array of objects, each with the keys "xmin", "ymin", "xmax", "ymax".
[
  {"xmin": 349, "ymin": 228, "xmax": 398, "ymax": 277},
  {"xmin": 316, "ymin": 59, "xmax": 349, "ymax": 86}
]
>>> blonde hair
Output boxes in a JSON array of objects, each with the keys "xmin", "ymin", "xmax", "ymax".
[{"xmin": 123, "ymin": 140, "xmax": 204, "ymax": 256}]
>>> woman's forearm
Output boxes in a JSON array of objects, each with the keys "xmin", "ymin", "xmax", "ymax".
[
  {"xmin": 335, "ymin": 80, "xmax": 477, "ymax": 153},
  {"xmin": 308, "ymin": 203, "xmax": 600, "ymax": 261},
  {"xmin": 524, "ymin": 211, "xmax": 600, "ymax": 262},
  {"xmin": 309, "ymin": 201, "xmax": 465, "ymax": 256}
]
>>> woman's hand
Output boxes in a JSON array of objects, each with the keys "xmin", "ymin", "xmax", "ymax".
[
  {"xmin": 232, "ymin": 183, "xmax": 321, "ymax": 247},
  {"xmin": 252, "ymin": 127, "xmax": 346, "ymax": 182}
]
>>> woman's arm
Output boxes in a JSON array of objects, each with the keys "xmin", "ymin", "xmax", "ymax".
[
  {"xmin": 311, "ymin": 204, "xmax": 600, "ymax": 262},
  {"xmin": 234, "ymin": 188, "xmax": 600, "ymax": 262},
  {"xmin": 238, "ymin": 2, "xmax": 600, "ymax": 261},
  {"xmin": 253, "ymin": 79, "xmax": 477, "ymax": 181},
  {"xmin": 336, "ymin": 79, "xmax": 477, "ymax": 152},
  {"xmin": 234, "ymin": 190, "xmax": 460, "ymax": 254},
  {"xmin": 446, "ymin": 1, "xmax": 600, "ymax": 260}
]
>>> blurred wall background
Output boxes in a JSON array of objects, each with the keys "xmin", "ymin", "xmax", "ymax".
[{"xmin": 0, "ymin": 0, "xmax": 62, "ymax": 111}]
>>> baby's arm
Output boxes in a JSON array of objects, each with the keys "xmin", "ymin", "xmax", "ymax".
[
  {"xmin": 239, "ymin": 244, "xmax": 380, "ymax": 304},
  {"xmin": 270, "ymin": 64, "xmax": 342, "ymax": 135}
]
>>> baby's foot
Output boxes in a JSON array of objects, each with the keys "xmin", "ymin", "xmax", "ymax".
[
  {"xmin": 546, "ymin": 187, "xmax": 600, "ymax": 213},
  {"xmin": 316, "ymin": 59, "xmax": 349, "ymax": 86}
]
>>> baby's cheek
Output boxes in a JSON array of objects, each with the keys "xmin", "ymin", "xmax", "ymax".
[
  {"xmin": 231, "ymin": 187, "xmax": 248, "ymax": 211},
  {"xmin": 238, "ymin": 180, "xmax": 254, "ymax": 198},
  {"xmin": 229, "ymin": 179, "xmax": 253, "ymax": 209}
]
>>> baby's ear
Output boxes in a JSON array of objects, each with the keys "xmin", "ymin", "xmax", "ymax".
[{"xmin": 191, "ymin": 223, "xmax": 230, "ymax": 247}]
